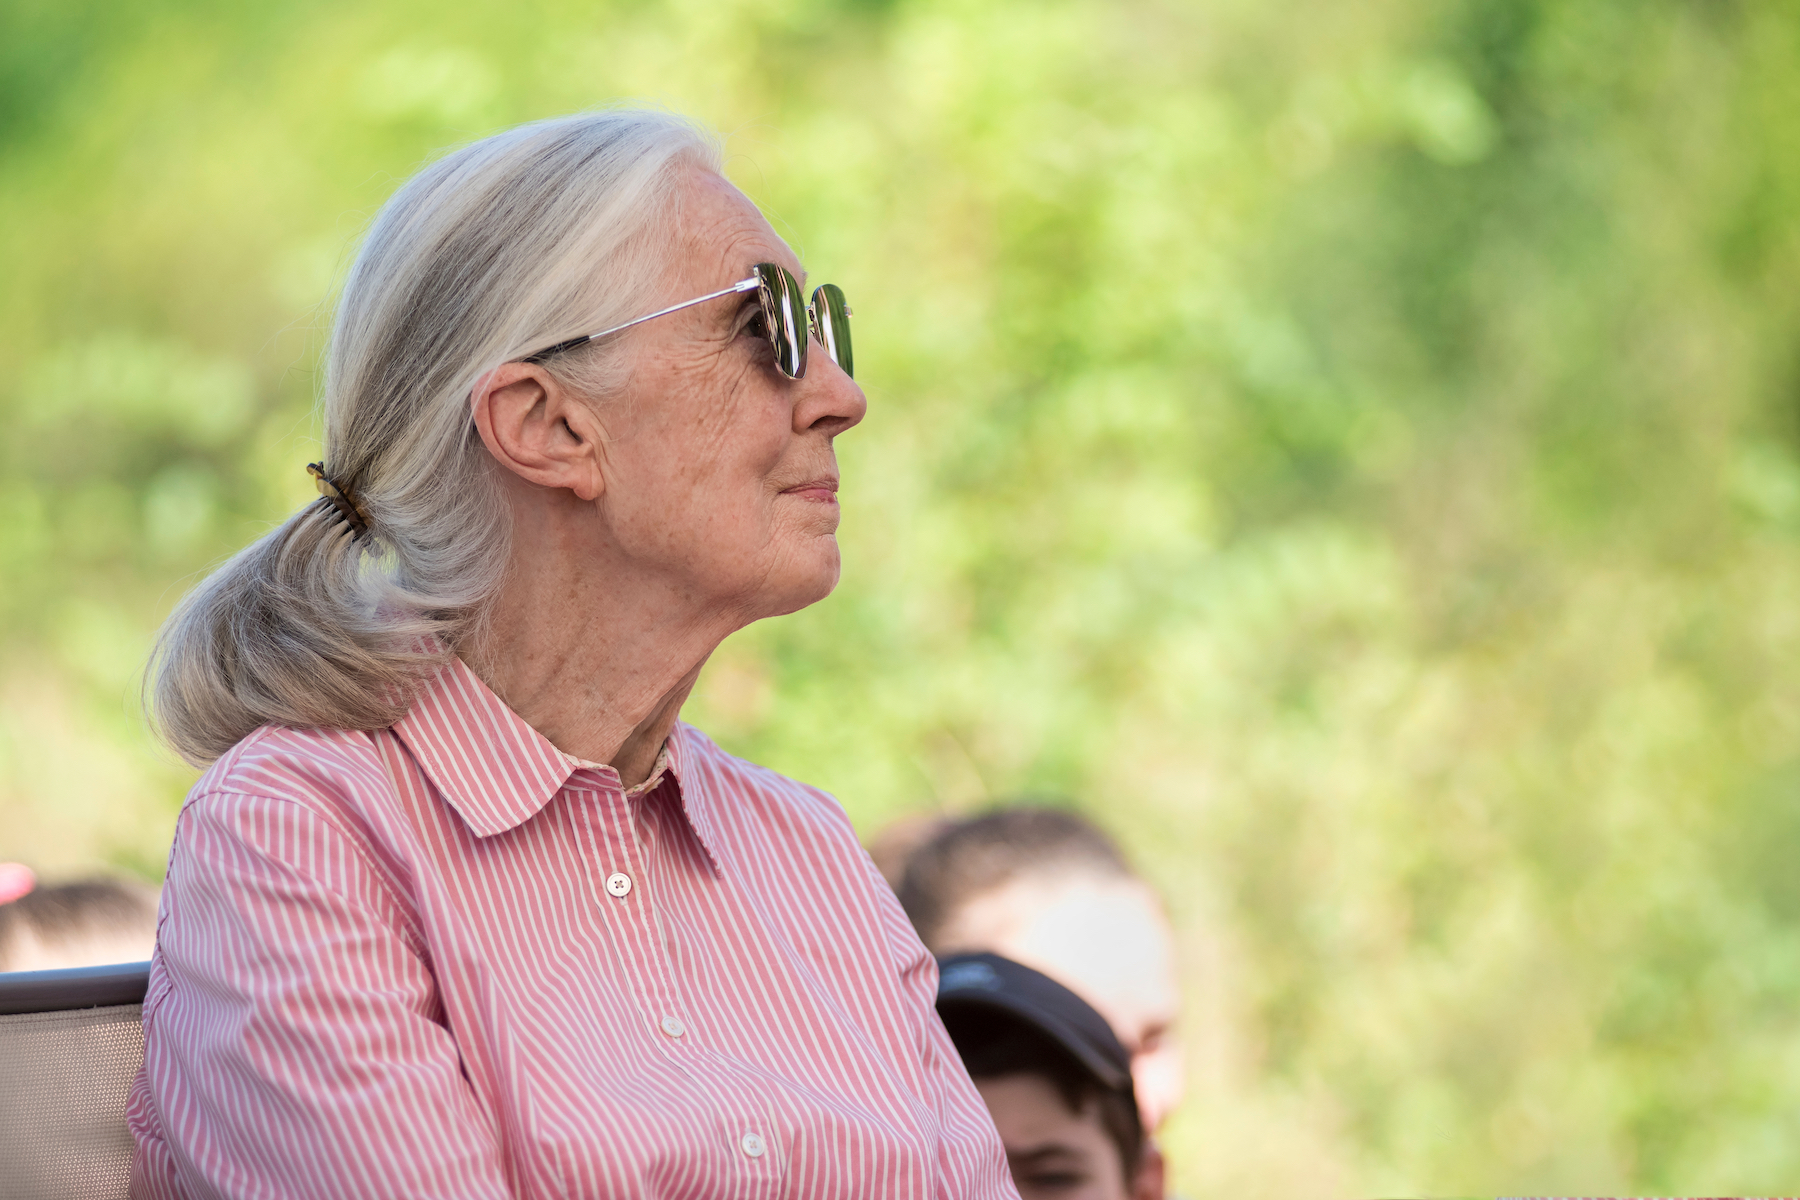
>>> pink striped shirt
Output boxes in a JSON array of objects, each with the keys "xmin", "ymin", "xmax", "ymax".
[{"xmin": 127, "ymin": 657, "xmax": 1015, "ymax": 1199}]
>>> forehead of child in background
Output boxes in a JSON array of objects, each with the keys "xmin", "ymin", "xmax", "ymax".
[{"xmin": 877, "ymin": 807, "xmax": 1184, "ymax": 1130}]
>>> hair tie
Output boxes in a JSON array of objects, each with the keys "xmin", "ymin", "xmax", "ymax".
[{"xmin": 307, "ymin": 462, "xmax": 373, "ymax": 541}]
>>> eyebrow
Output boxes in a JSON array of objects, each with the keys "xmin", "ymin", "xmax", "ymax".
[{"xmin": 1006, "ymin": 1144, "xmax": 1087, "ymax": 1167}]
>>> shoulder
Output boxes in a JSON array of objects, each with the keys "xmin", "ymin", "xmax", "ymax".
[
  {"xmin": 180, "ymin": 723, "xmax": 404, "ymax": 842},
  {"xmin": 169, "ymin": 725, "xmax": 423, "ymax": 927},
  {"xmin": 672, "ymin": 723, "xmax": 925, "ymax": 962},
  {"xmin": 196, "ymin": 724, "xmax": 388, "ymax": 797},
  {"xmin": 671, "ymin": 722, "xmax": 856, "ymax": 841}
]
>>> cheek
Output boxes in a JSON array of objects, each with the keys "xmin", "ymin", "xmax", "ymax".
[
  {"xmin": 617, "ymin": 388, "xmax": 784, "ymax": 519},
  {"xmin": 633, "ymin": 430, "xmax": 799, "ymax": 579},
  {"xmin": 674, "ymin": 366, "xmax": 789, "ymax": 485},
  {"xmin": 605, "ymin": 356, "xmax": 824, "ymax": 591}
]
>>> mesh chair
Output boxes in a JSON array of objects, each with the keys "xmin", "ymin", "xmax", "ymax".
[{"xmin": 0, "ymin": 961, "xmax": 150, "ymax": 1200}]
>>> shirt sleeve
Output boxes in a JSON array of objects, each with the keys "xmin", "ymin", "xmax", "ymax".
[
  {"xmin": 129, "ymin": 791, "xmax": 511, "ymax": 1200},
  {"xmin": 869, "ymin": 856, "xmax": 1020, "ymax": 1200}
]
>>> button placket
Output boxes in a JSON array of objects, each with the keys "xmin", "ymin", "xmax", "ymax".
[
  {"xmin": 585, "ymin": 782, "xmax": 709, "ymax": 1071},
  {"xmin": 571, "ymin": 783, "xmax": 686, "ymax": 1051},
  {"xmin": 723, "ymin": 1104, "xmax": 785, "ymax": 1190},
  {"xmin": 717, "ymin": 1094, "xmax": 787, "ymax": 1187},
  {"xmin": 574, "ymin": 776, "xmax": 783, "ymax": 1191}
]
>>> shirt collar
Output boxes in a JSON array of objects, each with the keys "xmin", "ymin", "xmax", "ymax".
[
  {"xmin": 391, "ymin": 657, "xmax": 722, "ymax": 875},
  {"xmin": 564, "ymin": 742, "xmax": 670, "ymax": 798},
  {"xmin": 391, "ymin": 657, "xmax": 573, "ymax": 837},
  {"xmin": 660, "ymin": 730, "xmax": 726, "ymax": 877}
]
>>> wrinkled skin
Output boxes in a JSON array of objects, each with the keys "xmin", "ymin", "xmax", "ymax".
[{"xmin": 466, "ymin": 165, "xmax": 866, "ymax": 783}]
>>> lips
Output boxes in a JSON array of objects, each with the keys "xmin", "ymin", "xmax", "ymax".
[{"xmin": 781, "ymin": 477, "xmax": 839, "ymax": 503}]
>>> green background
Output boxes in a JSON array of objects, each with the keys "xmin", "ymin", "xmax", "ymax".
[{"xmin": 6, "ymin": 0, "xmax": 1800, "ymax": 1192}]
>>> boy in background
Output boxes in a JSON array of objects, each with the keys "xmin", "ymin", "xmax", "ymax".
[
  {"xmin": 883, "ymin": 808, "xmax": 1185, "ymax": 1132},
  {"xmin": 937, "ymin": 951, "xmax": 1163, "ymax": 1200}
]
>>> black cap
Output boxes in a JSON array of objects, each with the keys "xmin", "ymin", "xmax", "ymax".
[{"xmin": 935, "ymin": 951, "xmax": 1134, "ymax": 1095}]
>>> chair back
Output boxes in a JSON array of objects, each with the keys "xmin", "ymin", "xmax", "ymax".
[{"xmin": 0, "ymin": 961, "xmax": 150, "ymax": 1200}]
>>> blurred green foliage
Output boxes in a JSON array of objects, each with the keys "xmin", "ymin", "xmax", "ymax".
[{"xmin": 5, "ymin": 0, "xmax": 1800, "ymax": 1192}]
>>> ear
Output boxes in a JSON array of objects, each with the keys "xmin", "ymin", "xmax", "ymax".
[
  {"xmin": 1131, "ymin": 1139, "xmax": 1167, "ymax": 1200},
  {"xmin": 471, "ymin": 362, "xmax": 606, "ymax": 502}
]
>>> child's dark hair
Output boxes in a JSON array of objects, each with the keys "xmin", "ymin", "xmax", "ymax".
[{"xmin": 941, "ymin": 1005, "xmax": 1143, "ymax": 1185}]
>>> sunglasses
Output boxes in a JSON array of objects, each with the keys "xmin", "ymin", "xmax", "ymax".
[{"xmin": 523, "ymin": 262, "xmax": 852, "ymax": 379}]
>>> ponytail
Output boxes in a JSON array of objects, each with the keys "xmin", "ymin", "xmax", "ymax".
[{"xmin": 147, "ymin": 110, "xmax": 720, "ymax": 764}]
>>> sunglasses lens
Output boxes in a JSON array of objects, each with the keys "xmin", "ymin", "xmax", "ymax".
[
  {"xmin": 810, "ymin": 284, "xmax": 853, "ymax": 379},
  {"xmin": 753, "ymin": 262, "xmax": 808, "ymax": 379}
]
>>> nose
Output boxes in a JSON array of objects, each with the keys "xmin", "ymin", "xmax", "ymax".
[{"xmin": 792, "ymin": 343, "xmax": 866, "ymax": 438}]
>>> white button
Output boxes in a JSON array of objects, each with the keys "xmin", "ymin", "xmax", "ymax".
[
  {"xmin": 740, "ymin": 1132, "xmax": 765, "ymax": 1158},
  {"xmin": 605, "ymin": 872, "xmax": 632, "ymax": 898},
  {"xmin": 660, "ymin": 1015, "xmax": 686, "ymax": 1038}
]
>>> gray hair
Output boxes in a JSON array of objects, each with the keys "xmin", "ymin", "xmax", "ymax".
[{"xmin": 149, "ymin": 110, "xmax": 721, "ymax": 765}]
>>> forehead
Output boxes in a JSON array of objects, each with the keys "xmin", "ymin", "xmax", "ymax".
[
  {"xmin": 975, "ymin": 1073, "xmax": 1112, "ymax": 1147},
  {"xmin": 943, "ymin": 877, "xmax": 1180, "ymax": 1029},
  {"xmin": 673, "ymin": 167, "xmax": 801, "ymax": 281}
]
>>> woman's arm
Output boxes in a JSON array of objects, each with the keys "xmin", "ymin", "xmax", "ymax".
[
  {"xmin": 868, "ymin": 855, "xmax": 1020, "ymax": 1200},
  {"xmin": 130, "ymin": 791, "xmax": 510, "ymax": 1199}
]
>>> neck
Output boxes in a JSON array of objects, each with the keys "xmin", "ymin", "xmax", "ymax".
[{"xmin": 460, "ymin": 511, "xmax": 741, "ymax": 790}]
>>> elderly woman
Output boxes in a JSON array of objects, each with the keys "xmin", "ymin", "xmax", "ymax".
[{"xmin": 129, "ymin": 111, "xmax": 1014, "ymax": 1199}]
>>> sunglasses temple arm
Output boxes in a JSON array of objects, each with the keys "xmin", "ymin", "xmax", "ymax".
[{"xmin": 563, "ymin": 277, "xmax": 761, "ymax": 350}]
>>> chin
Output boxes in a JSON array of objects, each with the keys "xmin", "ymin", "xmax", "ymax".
[{"xmin": 762, "ymin": 542, "xmax": 842, "ymax": 618}]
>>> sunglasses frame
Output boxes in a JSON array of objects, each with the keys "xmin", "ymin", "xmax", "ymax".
[{"xmin": 522, "ymin": 262, "xmax": 852, "ymax": 380}]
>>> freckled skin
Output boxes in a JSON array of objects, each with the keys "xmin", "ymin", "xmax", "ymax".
[
  {"xmin": 464, "ymin": 166, "xmax": 866, "ymax": 784},
  {"xmin": 594, "ymin": 169, "xmax": 854, "ymax": 624}
]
